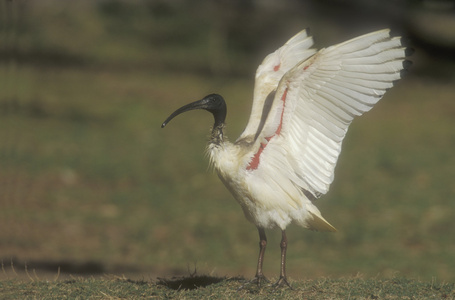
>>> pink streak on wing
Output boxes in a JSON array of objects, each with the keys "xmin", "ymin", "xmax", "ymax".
[
  {"xmin": 273, "ymin": 64, "xmax": 280, "ymax": 72},
  {"xmin": 274, "ymin": 88, "xmax": 287, "ymax": 136},
  {"xmin": 246, "ymin": 88, "xmax": 288, "ymax": 171}
]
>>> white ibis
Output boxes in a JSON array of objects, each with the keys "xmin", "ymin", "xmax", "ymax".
[{"xmin": 161, "ymin": 29, "xmax": 410, "ymax": 287}]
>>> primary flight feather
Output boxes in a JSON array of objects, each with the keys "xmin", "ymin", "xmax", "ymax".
[{"xmin": 162, "ymin": 28, "xmax": 410, "ymax": 287}]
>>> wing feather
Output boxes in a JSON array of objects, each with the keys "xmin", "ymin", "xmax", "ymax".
[
  {"xmin": 245, "ymin": 29, "xmax": 409, "ymax": 198},
  {"xmin": 237, "ymin": 29, "xmax": 316, "ymax": 142}
]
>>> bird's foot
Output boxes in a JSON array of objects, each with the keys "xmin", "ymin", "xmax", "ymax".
[
  {"xmin": 273, "ymin": 276, "xmax": 293, "ymax": 289},
  {"xmin": 238, "ymin": 274, "xmax": 269, "ymax": 290},
  {"xmin": 253, "ymin": 274, "xmax": 270, "ymax": 287}
]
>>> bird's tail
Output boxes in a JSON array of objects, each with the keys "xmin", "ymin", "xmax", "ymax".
[{"xmin": 306, "ymin": 206, "xmax": 337, "ymax": 232}]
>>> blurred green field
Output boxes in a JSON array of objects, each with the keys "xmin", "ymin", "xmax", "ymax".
[{"xmin": 1, "ymin": 0, "xmax": 454, "ymax": 287}]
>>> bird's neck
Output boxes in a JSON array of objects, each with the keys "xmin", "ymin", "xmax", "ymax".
[{"xmin": 210, "ymin": 123, "xmax": 225, "ymax": 145}]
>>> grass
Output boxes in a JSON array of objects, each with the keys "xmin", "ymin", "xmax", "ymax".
[
  {"xmin": 1, "ymin": 0, "xmax": 455, "ymax": 298},
  {"xmin": 1, "ymin": 273, "xmax": 454, "ymax": 299}
]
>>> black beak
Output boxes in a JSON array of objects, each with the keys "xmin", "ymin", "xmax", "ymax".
[
  {"xmin": 161, "ymin": 94, "xmax": 226, "ymax": 129},
  {"xmin": 161, "ymin": 99, "xmax": 209, "ymax": 128}
]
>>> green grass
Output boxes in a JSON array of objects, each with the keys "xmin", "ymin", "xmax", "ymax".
[
  {"xmin": 1, "ymin": 275, "xmax": 454, "ymax": 299},
  {"xmin": 1, "ymin": 0, "xmax": 455, "ymax": 298}
]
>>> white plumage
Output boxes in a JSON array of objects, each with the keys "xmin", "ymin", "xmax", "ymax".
[{"xmin": 162, "ymin": 28, "xmax": 409, "ymax": 287}]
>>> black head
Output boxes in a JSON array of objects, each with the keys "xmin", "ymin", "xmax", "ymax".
[{"xmin": 161, "ymin": 94, "xmax": 227, "ymax": 129}]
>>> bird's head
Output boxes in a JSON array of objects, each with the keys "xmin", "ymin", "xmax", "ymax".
[{"xmin": 161, "ymin": 94, "xmax": 227, "ymax": 129}]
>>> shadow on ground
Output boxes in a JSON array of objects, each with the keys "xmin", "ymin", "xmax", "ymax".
[
  {"xmin": 2, "ymin": 258, "xmax": 142, "ymax": 276},
  {"xmin": 1, "ymin": 258, "xmax": 183, "ymax": 281},
  {"xmin": 157, "ymin": 274, "xmax": 242, "ymax": 290},
  {"xmin": 1, "ymin": 258, "xmax": 244, "ymax": 289}
]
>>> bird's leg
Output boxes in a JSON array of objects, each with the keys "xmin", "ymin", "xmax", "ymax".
[
  {"xmin": 254, "ymin": 227, "xmax": 269, "ymax": 286},
  {"xmin": 238, "ymin": 228, "xmax": 269, "ymax": 290},
  {"xmin": 274, "ymin": 230, "xmax": 292, "ymax": 289}
]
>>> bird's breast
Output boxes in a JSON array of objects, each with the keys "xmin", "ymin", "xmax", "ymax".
[{"xmin": 207, "ymin": 141, "xmax": 248, "ymax": 180}]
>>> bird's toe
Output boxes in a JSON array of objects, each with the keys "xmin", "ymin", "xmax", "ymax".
[
  {"xmin": 254, "ymin": 274, "xmax": 270, "ymax": 286},
  {"xmin": 273, "ymin": 276, "xmax": 293, "ymax": 289},
  {"xmin": 237, "ymin": 274, "xmax": 270, "ymax": 290}
]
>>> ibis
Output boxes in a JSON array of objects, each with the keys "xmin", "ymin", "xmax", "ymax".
[{"xmin": 161, "ymin": 29, "xmax": 410, "ymax": 287}]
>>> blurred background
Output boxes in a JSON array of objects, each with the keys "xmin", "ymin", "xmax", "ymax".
[{"xmin": 1, "ymin": 0, "xmax": 454, "ymax": 281}]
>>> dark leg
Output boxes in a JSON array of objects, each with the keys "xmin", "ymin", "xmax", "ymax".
[
  {"xmin": 274, "ymin": 230, "xmax": 292, "ymax": 288},
  {"xmin": 239, "ymin": 227, "xmax": 269, "ymax": 289},
  {"xmin": 254, "ymin": 227, "xmax": 269, "ymax": 286}
]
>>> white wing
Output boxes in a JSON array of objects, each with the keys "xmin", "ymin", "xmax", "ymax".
[
  {"xmin": 244, "ymin": 29, "xmax": 408, "ymax": 198},
  {"xmin": 237, "ymin": 29, "xmax": 316, "ymax": 142}
]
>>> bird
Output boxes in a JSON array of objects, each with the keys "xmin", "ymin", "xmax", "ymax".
[{"xmin": 161, "ymin": 28, "xmax": 410, "ymax": 288}]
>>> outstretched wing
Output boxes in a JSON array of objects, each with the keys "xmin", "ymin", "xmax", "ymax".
[
  {"xmin": 244, "ymin": 29, "xmax": 409, "ymax": 198},
  {"xmin": 237, "ymin": 29, "xmax": 316, "ymax": 142}
]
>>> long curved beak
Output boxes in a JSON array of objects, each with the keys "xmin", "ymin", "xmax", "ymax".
[{"xmin": 161, "ymin": 99, "xmax": 207, "ymax": 128}]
